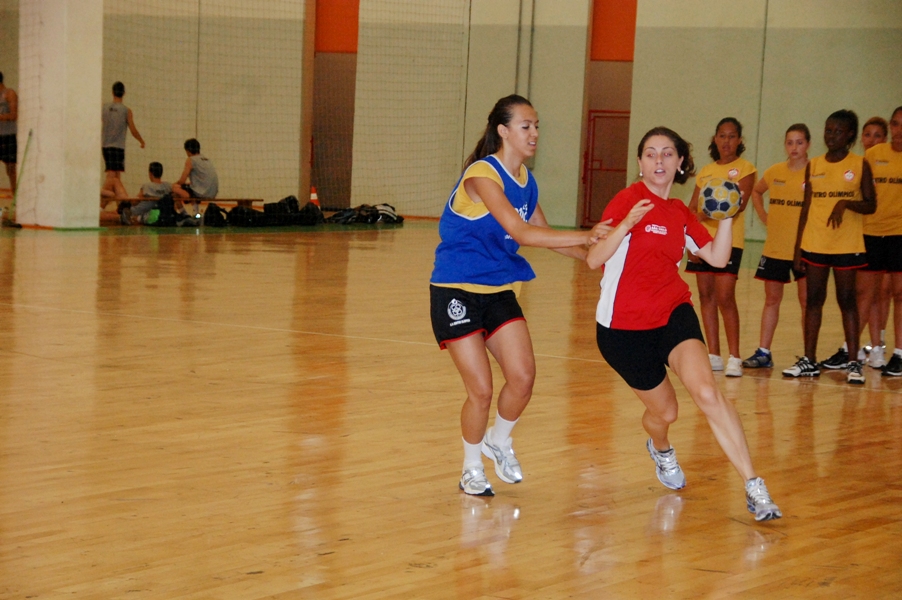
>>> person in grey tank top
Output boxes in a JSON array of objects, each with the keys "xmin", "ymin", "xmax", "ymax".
[
  {"xmin": 0, "ymin": 72, "xmax": 18, "ymax": 192},
  {"xmin": 173, "ymin": 138, "xmax": 219, "ymax": 216},
  {"xmin": 101, "ymin": 82, "xmax": 145, "ymax": 203}
]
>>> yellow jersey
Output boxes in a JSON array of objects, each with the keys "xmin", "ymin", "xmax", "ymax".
[
  {"xmin": 801, "ymin": 153, "xmax": 865, "ymax": 254},
  {"xmin": 863, "ymin": 142, "xmax": 902, "ymax": 236},
  {"xmin": 761, "ymin": 161, "xmax": 807, "ymax": 260}
]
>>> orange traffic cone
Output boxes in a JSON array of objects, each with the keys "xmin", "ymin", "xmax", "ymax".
[{"xmin": 310, "ymin": 187, "xmax": 320, "ymax": 207}]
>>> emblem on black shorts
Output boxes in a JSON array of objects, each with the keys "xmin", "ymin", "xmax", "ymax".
[{"xmin": 448, "ymin": 298, "xmax": 466, "ymax": 320}]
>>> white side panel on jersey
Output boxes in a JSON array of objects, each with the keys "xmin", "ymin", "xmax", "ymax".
[{"xmin": 595, "ymin": 233, "xmax": 631, "ymax": 328}]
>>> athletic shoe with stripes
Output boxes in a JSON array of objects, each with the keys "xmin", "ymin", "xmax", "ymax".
[
  {"xmin": 782, "ymin": 356, "xmax": 820, "ymax": 377},
  {"xmin": 646, "ymin": 438, "xmax": 686, "ymax": 490},
  {"xmin": 846, "ymin": 361, "xmax": 865, "ymax": 384},
  {"xmin": 820, "ymin": 347, "xmax": 849, "ymax": 370},
  {"xmin": 459, "ymin": 466, "xmax": 494, "ymax": 496},
  {"xmin": 746, "ymin": 477, "xmax": 782, "ymax": 521},
  {"xmin": 882, "ymin": 352, "xmax": 902, "ymax": 377},
  {"xmin": 481, "ymin": 428, "xmax": 523, "ymax": 484}
]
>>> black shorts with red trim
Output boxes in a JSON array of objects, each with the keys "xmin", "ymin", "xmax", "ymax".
[
  {"xmin": 801, "ymin": 250, "xmax": 867, "ymax": 269},
  {"xmin": 862, "ymin": 234, "xmax": 902, "ymax": 273},
  {"xmin": 755, "ymin": 255, "xmax": 806, "ymax": 283},
  {"xmin": 685, "ymin": 247, "xmax": 743, "ymax": 276},
  {"xmin": 430, "ymin": 285, "xmax": 525, "ymax": 349},
  {"xmin": 596, "ymin": 302, "xmax": 705, "ymax": 391}
]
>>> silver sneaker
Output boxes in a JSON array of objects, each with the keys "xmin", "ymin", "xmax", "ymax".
[
  {"xmin": 459, "ymin": 466, "xmax": 494, "ymax": 496},
  {"xmin": 868, "ymin": 345, "xmax": 886, "ymax": 369},
  {"xmin": 482, "ymin": 428, "xmax": 523, "ymax": 484},
  {"xmin": 646, "ymin": 438, "xmax": 686, "ymax": 490},
  {"xmin": 709, "ymin": 354, "xmax": 724, "ymax": 371},
  {"xmin": 746, "ymin": 477, "xmax": 782, "ymax": 521}
]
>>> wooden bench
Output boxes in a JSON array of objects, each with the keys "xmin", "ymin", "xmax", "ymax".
[{"xmin": 102, "ymin": 197, "xmax": 265, "ymax": 210}]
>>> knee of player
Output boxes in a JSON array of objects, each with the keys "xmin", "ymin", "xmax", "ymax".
[{"xmin": 692, "ymin": 383, "xmax": 723, "ymax": 414}]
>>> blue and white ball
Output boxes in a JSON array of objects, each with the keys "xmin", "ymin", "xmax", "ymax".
[{"xmin": 700, "ymin": 178, "xmax": 742, "ymax": 220}]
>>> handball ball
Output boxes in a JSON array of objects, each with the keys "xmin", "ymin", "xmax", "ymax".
[{"xmin": 700, "ymin": 178, "xmax": 741, "ymax": 220}]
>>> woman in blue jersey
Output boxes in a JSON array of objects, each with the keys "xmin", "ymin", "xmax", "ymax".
[{"xmin": 430, "ymin": 95, "xmax": 608, "ymax": 497}]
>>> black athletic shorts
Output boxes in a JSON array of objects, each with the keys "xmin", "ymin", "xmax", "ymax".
[
  {"xmin": 102, "ymin": 147, "xmax": 125, "ymax": 172},
  {"xmin": 685, "ymin": 247, "xmax": 743, "ymax": 276},
  {"xmin": 430, "ymin": 285, "xmax": 525, "ymax": 349},
  {"xmin": 862, "ymin": 235, "xmax": 902, "ymax": 273},
  {"xmin": 801, "ymin": 250, "xmax": 866, "ymax": 270},
  {"xmin": 596, "ymin": 302, "xmax": 705, "ymax": 391},
  {"xmin": 755, "ymin": 255, "xmax": 806, "ymax": 283},
  {"xmin": 182, "ymin": 184, "xmax": 202, "ymax": 199},
  {"xmin": 0, "ymin": 134, "xmax": 16, "ymax": 164}
]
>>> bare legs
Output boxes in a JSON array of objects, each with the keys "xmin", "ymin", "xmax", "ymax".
[
  {"xmin": 632, "ymin": 338, "xmax": 755, "ymax": 481},
  {"xmin": 4, "ymin": 161, "xmax": 14, "ymax": 194},
  {"xmin": 101, "ymin": 171, "xmax": 128, "ymax": 204},
  {"xmin": 804, "ymin": 264, "xmax": 859, "ymax": 362},
  {"xmin": 447, "ymin": 321, "xmax": 535, "ymax": 445},
  {"xmin": 696, "ymin": 272, "xmax": 741, "ymax": 357},
  {"xmin": 756, "ymin": 278, "xmax": 807, "ymax": 350}
]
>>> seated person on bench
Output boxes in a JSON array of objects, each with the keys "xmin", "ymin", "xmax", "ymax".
[
  {"xmin": 121, "ymin": 161, "xmax": 172, "ymax": 225},
  {"xmin": 172, "ymin": 138, "xmax": 218, "ymax": 216}
]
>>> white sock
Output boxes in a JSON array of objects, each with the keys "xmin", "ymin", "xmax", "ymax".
[
  {"xmin": 895, "ymin": 348, "xmax": 902, "ymax": 358},
  {"xmin": 462, "ymin": 438, "xmax": 483, "ymax": 470},
  {"xmin": 490, "ymin": 413, "xmax": 518, "ymax": 445},
  {"xmin": 759, "ymin": 347, "xmax": 770, "ymax": 354},
  {"xmin": 842, "ymin": 342, "xmax": 848, "ymax": 352}
]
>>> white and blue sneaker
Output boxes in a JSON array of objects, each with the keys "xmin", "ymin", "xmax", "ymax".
[
  {"xmin": 482, "ymin": 428, "xmax": 523, "ymax": 484},
  {"xmin": 646, "ymin": 438, "xmax": 686, "ymax": 490},
  {"xmin": 746, "ymin": 477, "xmax": 782, "ymax": 521},
  {"xmin": 742, "ymin": 348, "xmax": 773, "ymax": 369},
  {"xmin": 459, "ymin": 466, "xmax": 494, "ymax": 496}
]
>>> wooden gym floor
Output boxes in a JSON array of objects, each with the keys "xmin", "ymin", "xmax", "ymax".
[{"xmin": 0, "ymin": 222, "xmax": 899, "ymax": 599}]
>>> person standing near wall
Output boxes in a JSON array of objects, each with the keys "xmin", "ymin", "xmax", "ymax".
[
  {"xmin": 842, "ymin": 116, "xmax": 891, "ymax": 369},
  {"xmin": 687, "ymin": 118, "xmax": 757, "ymax": 378},
  {"xmin": 101, "ymin": 81, "xmax": 144, "ymax": 201},
  {"xmin": 863, "ymin": 107, "xmax": 902, "ymax": 377},
  {"xmin": 0, "ymin": 72, "xmax": 17, "ymax": 193},
  {"xmin": 783, "ymin": 110, "xmax": 876, "ymax": 383},
  {"xmin": 742, "ymin": 124, "xmax": 811, "ymax": 369},
  {"xmin": 430, "ymin": 95, "xmax": 609, "ymax": 497}
]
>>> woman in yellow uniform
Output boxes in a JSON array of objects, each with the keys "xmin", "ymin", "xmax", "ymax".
[
  {"xmin": 864, "ymin": 107, "xmax": 902, "ymax": 376},
  {"xmin": 687, "ymin": 118, "xmax": 756, "ymax": 377},
  {"xmin": 742, "ymin": 124, "xmax": 811, "ymax": 369},
  {"xmin": 783, "ymin": 110, "xmax": 876, "ymax": 383}
]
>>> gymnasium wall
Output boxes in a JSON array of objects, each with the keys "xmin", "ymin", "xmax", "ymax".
[
  {"xmin": 349, "ymin": 1, "xmax": 470, "ymax": 217},
  {"xmin": 629, "ymin": 0, "xmax": 902, "ymax": 240},
  {"xmin": 102, "ymin": 0, "xmax": 310, "ymax": 202},
  {"xmin": 0, "ymin": 1, "xmax": 17, "ymax": 93}
]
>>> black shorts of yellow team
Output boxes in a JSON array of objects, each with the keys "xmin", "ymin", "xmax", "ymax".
[
  {"xmin": 684, "ymin": 247, "xmax": 743, "ymax": 276},
  {"xmin": 801, "ymin": 250, "xmax": 867, "ymax": 269},
  {"xmin": 102, "ymin": 147, "xmax": 125, "ymax": 172},
  {"xmin": 430, "ymin": 285, "xmax": 525, "ymax": 349},
  {"xmin": 596, "ymin": 303, "xmax": 705, "ymax": 391},
  {"xmin": 862, "ymin": 235, "xmax": 902, "ymax": 273},
  {"xmin": 755, "ymin": 255, "xmax": 806, "ymax": 283},
  {"xmin": 0, "ymin": 134, "xmax": 16, "ymax": 164}
]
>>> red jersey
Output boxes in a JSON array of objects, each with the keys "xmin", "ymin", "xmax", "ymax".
[{"xmin": 596, "ymin": 182, "xmax": 713, "ymax": 330}]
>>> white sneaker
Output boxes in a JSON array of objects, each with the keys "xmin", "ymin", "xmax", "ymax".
[
  {"xmin": 459, "ymin": 466, "xmax": 494, "ymax": 496},
  {"xmin": 709, "ymin": 354, "xmax": 724, "ymax": 371},
  {"xmin": 868, "ymin": 345, "xmax": 886, "ymax": 369},
  {"xmin": 857, "ymin": 345, "xmax": 869, "ymax": 362},
  {"xmin": 725, "ymin": 356, "xmax": 743, "ymax": 377}
]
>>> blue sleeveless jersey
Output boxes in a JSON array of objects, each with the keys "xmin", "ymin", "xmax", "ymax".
[{"xmin": 431, "ymin": 155, "xmax": 538, "ymax": 286}]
